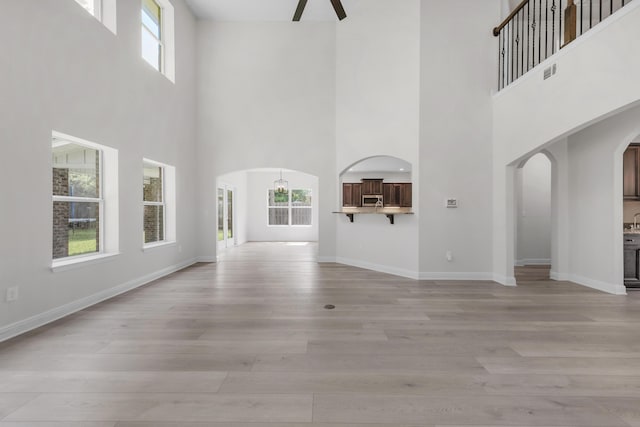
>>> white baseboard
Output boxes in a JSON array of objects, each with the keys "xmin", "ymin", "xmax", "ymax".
[
  {"xmin": 196, "ymin": 256, "xmax": 217, "ymax": 263},
  {"xmin": 550, "ymin": 271, "xmax": 625, "ymax": 295},
  {"xmin": 419, "ymin": 272, "xmax": 495, "ymax": 281},
  {"xmin": 550, "ymin": 270, "xmax": 569, "ymax": 281},
  {"xmin": 493, "ymin": 273, "xmax": 518, "ymax": 287},
  {"xmin": 0, "ymin": 258, "xmax": 198, "ymax": 343},
  {"xmin": 321, "ymin": 257, "xmax": 501, "ymax": 284},
  {"xmin": 565, "ymin": 274, "xmax": 627, "ymax": 295},
  {"xmin": 515, "ymin": 258, "xmax": 551, "ymax": 266},
  {"xmin": 335, "ymin": 257, "xmax": 420, "ymax": 280}
]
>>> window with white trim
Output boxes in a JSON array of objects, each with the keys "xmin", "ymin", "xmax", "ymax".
[
  {"xmin": 268, "ymin": 189, "xmax": 312, "ymax": 226},
  {"xmin": 75, "ymin": 0, "xmax": 102, "ymax": 20},
  {"xmin": 143, "ymin": 159, "xmax": 176, "ymax": 247},
  {"xmin": 74, "ymin": 0, "xmax": 117, "ymax": 34},
  {"xmin": 141, "ymin": 0, "xmax": 175, "ymax": 82},
  {"xmin": 52, "ymin": 133, "xmax": 118, "ymax": 264},
  {"xmin": 143, "ymin": 161, "xmax": 165, "ymax": 244}
]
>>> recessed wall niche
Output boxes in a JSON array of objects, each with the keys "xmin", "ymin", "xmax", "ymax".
[{"xmin": 337, "ymin": 156, "xmax": 413, "ymax": 223}]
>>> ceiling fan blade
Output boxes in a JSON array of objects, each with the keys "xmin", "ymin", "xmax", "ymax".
[
  {"xmin": 293, "ymin": 0, "xmax": 308, "ymax": 21},
  {"xmin": 329, "ymin": 0, "xmax": 347, "ymax": 20}
]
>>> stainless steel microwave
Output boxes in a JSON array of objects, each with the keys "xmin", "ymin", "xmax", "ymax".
[{"xmin": 362, "ymin": 195, "xmax": 383, "ymax": 207}]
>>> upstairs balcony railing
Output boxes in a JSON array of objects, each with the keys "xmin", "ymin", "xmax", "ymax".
[{"xmin": 494, "ymin": 0, "xmax": 634, "ymax": 90}]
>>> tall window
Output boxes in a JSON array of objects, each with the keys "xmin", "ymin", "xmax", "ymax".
[
  {"xmin": 268, "ymin": 189, "xmax": 312, "ymax": 226},
  {"xmin": 75, "ymin": 0, "xmax": 102, "ymax": 20},
  {"xmin": 143, "ymin": 161, "xmax": 165, "ymax": 244},
  {"xmin": 52, "ymin": 139, "xmax": 102, "ymax": 259},
  {"xmin": 141, "ymin": 0, "xmax": 163, "ymax": 72},
  {"xmin": 73, "ymin": 0, "xmax": 116, "ymax": 34}
]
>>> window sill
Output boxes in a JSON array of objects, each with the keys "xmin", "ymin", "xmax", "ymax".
[
  {"xmin": 51, "ymin": 252, "xmax": 120, "ymax": 273},
  {"xmin": 143, "ymin": 241, "xmax": 176, "ymax": 252}
]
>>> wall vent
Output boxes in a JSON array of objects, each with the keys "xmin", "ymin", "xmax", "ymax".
[{"xmin": 543, "ymin": 64, "xmax": 557, "ymax": 80}]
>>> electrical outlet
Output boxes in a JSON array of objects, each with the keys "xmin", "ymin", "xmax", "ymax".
[
  {"xmin": 446, "ymin": 250, "xmax": 453, "ymax": 262},
  {"xmin": 5, "ymin": 286, "xmax": 19, "ymax": 302},
  {"xmin": 446, "ymin": 198, "xmax": 458, "ymax": 208}
]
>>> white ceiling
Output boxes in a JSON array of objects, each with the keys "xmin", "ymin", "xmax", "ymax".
[{"xmin": 184, "ymin": 0, "xmax": 350, "ymax": 21}]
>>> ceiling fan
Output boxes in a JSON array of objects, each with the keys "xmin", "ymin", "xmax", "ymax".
[{"xmin": 293, "ymin": 0, "xmax": 347, "ymax": 21}]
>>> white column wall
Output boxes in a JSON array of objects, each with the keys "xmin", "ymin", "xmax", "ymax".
[
  {"xmin": 334, "ymin": 0, "xmax": 421, "ymax": 277},
  {"xmin": 420, "ymin": 0, "xmax": 501, "ymax": 279}
]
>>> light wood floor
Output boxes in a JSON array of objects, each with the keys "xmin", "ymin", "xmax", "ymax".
[
  {"xmin": 1, "ymin": 242, "xmax": 640, "ymax": 426},
  {"xmin": 515, "ymin": 265, "xmax": 551, "ymax": 282}
]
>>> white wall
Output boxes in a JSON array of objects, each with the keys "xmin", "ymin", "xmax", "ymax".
[
  {"xmin": 217, "ymin": 170, "xmax": 249, "ymax": 246},
  {"xmin": 419, "ymin": 0, "xmax": 501, "ymax": 279},
  {"xmin": 563, "ymin": 105, "xmax": 640, "ymax": 294},
  {"xmin": 0, "ymin": 0, "xmax": 198, "ymax": 338},
  {"xmin": 334, "ymin": 0, "xmax": 421, "ymax": 278},
  {"xmin": 516, "ymin": 154, "xmax": 552, "ymax": 265},
  {"xmin": 246, "ymin": 171, "xmax": 319, "ymax": 242},
  {"xmin": 196, "ymin": 21, "xmax": 337, "ymax": 262}
]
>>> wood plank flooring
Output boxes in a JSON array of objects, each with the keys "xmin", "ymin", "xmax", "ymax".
[
  {"xmin": 1, "ymin": 241, "xmax": 640, "ymax": 426},
  {"xmin": 515, "ymin": 265, "xmax": 551, "ymax": 282}
]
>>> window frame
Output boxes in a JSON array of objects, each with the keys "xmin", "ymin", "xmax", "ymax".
[
  {"xmin": 267, "ymin": 188, "xmax": 313, "ymax": 227},
  {"xmin": 73, "ymin": 0, "xmax": 117, "ymax": 34},
  {"xmin": 74, "ymin": 0, "xmax": 102, "ymax": 20},
  {"xmin": 52, "ymin": 140, "xmax": 104, "ymax": 259},
  {"xmin": 140, "ymin": 0, "xmax": 175, "ymax": 82},
  {"xmin": 141, "ymin": 0, "xmax": 164, "ymax": 73},
  {"xmin": 143, "ymin": 159, "xmax": 167, "ymax": 247},
  {"xmin": 51, "ymin": 131, "xmax": 120, "ymax": 271}
]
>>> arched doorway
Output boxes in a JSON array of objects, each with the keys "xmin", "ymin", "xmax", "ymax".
[{"xmin": 514, "ymin": 153, "xmax": 552, "ymax": 282}]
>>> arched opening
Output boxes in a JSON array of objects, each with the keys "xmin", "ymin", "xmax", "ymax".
[
  {"xmin": 339, "ymin": 156, "xmax": 413, "ymax": 209},
  {"xmin": 621, "ymin": 135, "xmax": 640, "ymax": 289},
  {"xmin": 335, "ymin": 155, "xmax": 418, "ymax": 279},
  {"xmin": 216, "ymin": 168, "xmax": 319, "ymax": 255},
  {"xmin": 514, "ymin": 151, "xmax": 553, "ymax": 283}
]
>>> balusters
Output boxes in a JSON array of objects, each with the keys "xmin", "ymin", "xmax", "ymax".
[
  {"xmin": 551, "ymin": 0, "xmax": 556, "ymax": 54},
  {"xmin": 494, "ymin": 0, "xmax": 634, "ymax": 90}
]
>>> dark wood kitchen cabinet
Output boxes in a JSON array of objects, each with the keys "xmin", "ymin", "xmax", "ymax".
[
  {"xmin": 400, "ymin": 183, "xmax": 412, "ymax": 207},
  {"xmin": 624, "ymin": 144, "xmax": 640, "ymax": 199},
  {"xmin": 383, "ymin": 183, "xmax": 412, "ymax": 207},
  {"xmin": 624, "ymin": 233, "xmax": 640, "ymax": 288},
  {"xmin": 361, "ymin": 179, "xmax": 383, "ymax": 195},
  {"xmin": 342, "ymin": 183, "xmax": 362, "ymax": 207}
]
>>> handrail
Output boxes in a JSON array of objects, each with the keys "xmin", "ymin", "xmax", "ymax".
[
  {"xmin": 493, "ymin": 0, "xmax": 531, "ymax": 36},
  {"xmin": 493, "ymin": 0, "xmax": 634, "ymax": 90}
]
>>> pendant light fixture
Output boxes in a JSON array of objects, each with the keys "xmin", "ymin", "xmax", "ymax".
[{"xmin": 274, "ymin": 169, "xmax": 288, "ymax": 194}]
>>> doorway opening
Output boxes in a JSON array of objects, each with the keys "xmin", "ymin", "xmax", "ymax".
[
  {"xmin": 515, "ymin": 152, "xmax": 552, "ymax": 283},
  {"xmin": 622, "ymin": 137, "xmax": 640, "ymax": 289},
  {"xmin": 217, "ymin": 185, "xmax": 235, "ymax": 250},
  {"xmin": 216, "ymin": 169, "xmax": 319, "ymax": 259}
]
